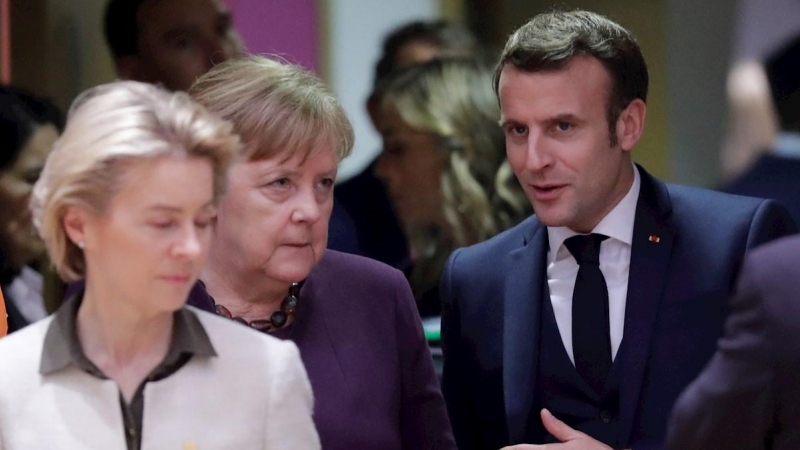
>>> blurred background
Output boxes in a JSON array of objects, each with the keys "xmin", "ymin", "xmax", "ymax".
[{"xmin": 3, "ymin": 0, "xmax": 799, "ymax": 188}]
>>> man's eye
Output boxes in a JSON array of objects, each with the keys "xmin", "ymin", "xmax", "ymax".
[
  {"xmin": 506, "ymin": 125, "xmax": 527, "ymax": 136},
  {"xmin": 217, "ymin": 23, "xmax": 231, "ymax": 36},
  {"xmin": 557, "ymin": 122, "xmax": 571, "ymax": 131}
]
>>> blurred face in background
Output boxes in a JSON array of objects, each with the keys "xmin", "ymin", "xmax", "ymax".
[
  {"xmin": 375, "ymin": 105, "xmax": 447, "ymax": 232},
  {"xmin": 125, "ymin": 0, "xmax": 244, "ymax": 92},
  {"xmin": 210, "ymin": 143, "xmax": 338, "ymax": 291},
  {"xmin": 0, "ymin": 124, "xmax": 58, "ymax": 269},
  {"xmin": 367, "ymin": 39, "xmax": 445, "ymax": 131},
  {"xmin": 72, "ymin": 155, "xmax": 216, "ymax": 314}
]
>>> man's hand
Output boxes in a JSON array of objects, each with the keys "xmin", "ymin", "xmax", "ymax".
[{"xmin": 500, "ymin": 409, "xmax": 614, "ymax": 450}]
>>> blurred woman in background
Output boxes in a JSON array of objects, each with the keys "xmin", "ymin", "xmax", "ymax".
[
  {"xmin": 0, "ymin": 87, "xmax": 63, "ymax": 333},
  {"xmin": 375, "ymin": 57, "xmax": 530, "ymax": 316},
  {"xmin": 0, "ymin": 81, "xmax": 318, "ymax": 449}
]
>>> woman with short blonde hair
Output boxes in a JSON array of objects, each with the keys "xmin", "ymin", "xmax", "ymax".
[
  {"xmin": 0, "ymin": 81, "xmax": 319, "ymax": 450},
  {"xmin": 32, "ymin": 82, "xmax": 235, "ymax": 281},
  {"xmin": 187, "ymin": 56, "xmax": 455, "ymax": 450}
]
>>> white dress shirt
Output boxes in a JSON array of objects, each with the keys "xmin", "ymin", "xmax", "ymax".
[{"xmin": 546, "ymin": 164, "xmax": 641, "ymax": 364}]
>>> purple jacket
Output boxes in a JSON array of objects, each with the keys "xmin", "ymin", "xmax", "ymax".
[{"xmin": 189, "ymin": 250, "xmax": 455, "ymax": 450}]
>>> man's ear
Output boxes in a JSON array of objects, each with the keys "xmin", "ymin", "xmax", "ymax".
[
  {"xmin": 62, "ymin": 206, "xmax": 90, "ymax": 249},
  {"xmin": 616, "ymin": 98, "xmax": 646, "ymax": 152},
  {"xmin": 114, "ymin": 56, "xmax": 142, "ymax": 82}
]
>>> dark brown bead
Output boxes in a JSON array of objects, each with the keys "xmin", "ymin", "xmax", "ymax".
[
  {"xmin": 282, "ymin": 295, "xmax": 298, "ymax": 315},
  {"xmin": 271, "ymin": 311, "xmax": 288, "ymax": 328},
  {"xmin": 215, "ymin": 304, "xmax": 233, "ymax": 319},
  {"xmin": 233, "ymin": 317, "xmax": 248, "ymax": 325},
  {"xmin": 250, "ymin": 320, "xmax": 273, "ymax": 332}
]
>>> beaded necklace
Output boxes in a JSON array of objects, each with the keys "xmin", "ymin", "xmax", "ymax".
[{"xmin": 213, "ymin": 282, "xmax": 301, "ymax": 333}]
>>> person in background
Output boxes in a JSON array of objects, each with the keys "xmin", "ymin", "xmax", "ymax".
[
  {"xmin": 719, "ymin": 61, "xmax": 778, "ymax": 182},
  {"xmin": 440, "ymin": 9, "xmax": 796, "ymax": 450},
  {"xmin": 0, "ymin": 81, "xmax": 318, "ymax": 449},
  {"xmin": 375, "ymin": 57, "xmax": 529, "ymax": 316},
  {"xmin": 104, "ymin": 0, "xmax": 244, "ymax": 92},
  {"xmin": 103, "ymin": 0, "xmax": 360, "ymax": 256},
  {"xmin": 0, "ymin": 87, "xmax": 63, "ymax": 334},
  {"xmin": 667, "ymin": 234, "xmax": 800, "ymax": 450},
  {"xmin": 188, "ymin": 56, "xmax": 455, "ymax": 450},
  {"xmin": 723, "ymin": 33, "xmax": 800, "ymax": 224},
  {"xmin": 0, "ymin": 288, "xmax": 6, "ymax": 337},
  {"xmin": 335, "ymin": 20, "xmax": 482, "ymax": 271}
]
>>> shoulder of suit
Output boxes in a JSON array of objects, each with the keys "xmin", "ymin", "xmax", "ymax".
[
  {"xmin": 667, "ymin": 182, "xmax": 767, "ymax": 207},
  {"xmin": 452, "ymin": 215, "xmax": 539, "ymax": 260},
  {"xmin": 0, "ymin": 317, "xmax": 54, "ymax": 385},
  {"xmin": 0, "ymin": 316, "xmax": 52, "ymax": 358},
  {"xmin": 747, "ymin": 234, "xmax": 800, "ymax": 268},
  {"xmin": 314, "ymin": 249, "xmax": 404, "ymax": 282}
]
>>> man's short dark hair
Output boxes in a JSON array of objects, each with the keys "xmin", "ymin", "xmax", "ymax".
[
  {"xmin": 104, "ymin": 0, "xmax": 147, "ymax": 58},
  {"xmin": 373, "ymin": 20, "xmax": 479, "ymax": 88},
  {"xmin": 765, "ymin": 34, "xmax": 800, "ymax": 132},
  {"xmin": 494, "ymin": 9, "xmax": 649, "ymax": 144}
]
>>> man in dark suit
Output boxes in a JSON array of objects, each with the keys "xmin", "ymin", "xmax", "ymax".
[
  {"xmin": 667, "ymin": 234, "xmax": 800, "ymax": 450},
  {"xmin": 440, "ymin": 9, "xmax": 797, "ymax": 450},
  {"xmin": 723, "ymin": 33, "xmax": 800, "ymax": 224}
]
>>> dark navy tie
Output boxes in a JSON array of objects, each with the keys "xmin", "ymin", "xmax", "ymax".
[{"xmin": 564, "ymin": 233, "xmax": 611, "ymax": 394}]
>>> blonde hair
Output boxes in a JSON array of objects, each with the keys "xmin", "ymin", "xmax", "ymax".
[
  {"xmin": 189, "ymin": 55, "xmax": 354, "ymax": 161},
  {"xmin": 380, "ymin": 57, "xmax": 529, "ymax": 248},
  {"xmin": 379, "ymin": 58, "xmax": 531, "ymax": 299},
  {"xmin": 30, "ymin": 81, "xmax": 239, "ymax": 281}
]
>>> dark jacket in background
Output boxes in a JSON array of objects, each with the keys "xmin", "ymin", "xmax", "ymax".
[
  {"xmin": 334, "ymin": 165, "xmax": 409, "ymax": 270},
  {"xmin": 722, "ymin": 153, "xmax": 800, "ymax": 225},
  {"xmin": 668, "ymin": 234, "xmax": 800, "ymax": 450}
]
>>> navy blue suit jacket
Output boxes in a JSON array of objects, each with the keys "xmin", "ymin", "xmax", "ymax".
[
  {"xmin": 440, "ymin": 166, "xmax": 796, "ymax": 450},
  {"xmin": 668, "ymin": 235, "xmax": 800, "ymax": 450}
]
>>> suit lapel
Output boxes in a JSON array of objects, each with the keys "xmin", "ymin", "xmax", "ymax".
[
  {"xmin": 617, "ymin": 166, "xmax": 675, "ymax": 443},
  {"xmin": 503, "ymin": 220, "xmax": 548, "ymax": 443}
]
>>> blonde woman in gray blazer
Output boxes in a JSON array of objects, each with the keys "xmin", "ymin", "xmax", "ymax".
[{"xmin": 0, "ymin": 81, "xmax": 319, "ymax": 450}]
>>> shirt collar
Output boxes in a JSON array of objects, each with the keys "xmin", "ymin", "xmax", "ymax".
[
  {"xmin": 547, "ymin": 163, "xmax": 641, "ymax": 264},
  {"xmin": 40, "ymin": 290, "xmax": 216, "ymax": 376}
]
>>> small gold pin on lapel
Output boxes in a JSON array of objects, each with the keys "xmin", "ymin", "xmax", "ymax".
[
  {"xmin": 183, "ymin": 442, "xmax": 197, "ymax": 450},
  {"xmin": 648, "ymin": 235, "xmax": 661, "ymax": 243}
]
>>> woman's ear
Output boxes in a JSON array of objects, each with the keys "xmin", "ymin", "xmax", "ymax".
[
  {"xmin": 62, "ymin": 206, "xmax": 89, "ymax": 249},
  {"xmin": 616, "ymin": 98, "xmax": 646, "ymax": 152}
]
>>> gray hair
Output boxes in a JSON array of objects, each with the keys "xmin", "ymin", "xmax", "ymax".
[{"xmin": 189, "ymin": 55, "xmax": 354, "ymax": 162}]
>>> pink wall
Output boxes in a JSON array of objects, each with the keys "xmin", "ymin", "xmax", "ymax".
[{"xmin": 226, "ymin": 0, "xmax": 319, "ymax": 72}]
